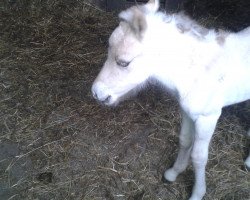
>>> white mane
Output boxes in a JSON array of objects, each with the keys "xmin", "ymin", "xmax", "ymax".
[{"xmin": 146, "ymin": 9, "xmax": 228, "ymax": 47}]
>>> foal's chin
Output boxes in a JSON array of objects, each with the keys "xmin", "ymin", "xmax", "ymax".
[
  {"xmin": 104, "ymin": 99, "xmax": 120, "ymax": 107},
  {"xmin": 104, "ymin": 95, "xmax": 127, "ymax": 107},
  {"xmin": 105, "ymin": 90, "xmax": 138, "ymax": 107}
]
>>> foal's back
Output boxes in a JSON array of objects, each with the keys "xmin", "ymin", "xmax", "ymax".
[{"xmin": 217, "ymin": 27, "xmax": 250, "ymax": 106}]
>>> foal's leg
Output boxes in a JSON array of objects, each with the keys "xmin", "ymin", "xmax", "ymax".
[
  {"xmin": 245, "ymin": 129, "xmax": 250, "ymax": 169},
  {"xmin": 164, "ymin": 111, "xmax": 195, "ymax": 182},
  {"xmin": 189, "ymin": 112, "xmax": 221, "ymax": 200}
]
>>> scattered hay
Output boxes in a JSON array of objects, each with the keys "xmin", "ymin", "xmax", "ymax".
[{"xmin": 0, "ymin": 0, "xmax": 249, "ymax": 200}]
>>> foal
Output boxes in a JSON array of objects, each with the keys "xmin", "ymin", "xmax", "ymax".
[{"xmin": 92, "ymin": 0, "xmax": 250, "ymax": 199}]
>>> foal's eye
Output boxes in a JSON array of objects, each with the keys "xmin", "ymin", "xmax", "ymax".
[{"xmin": 116, "ymin": 59, "xmax": 130, "ymax": 68}]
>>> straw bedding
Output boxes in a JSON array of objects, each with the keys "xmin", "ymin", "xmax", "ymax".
[{"xmin": 0, "ymin": 0, "xmax": 249, "ymax": 199}]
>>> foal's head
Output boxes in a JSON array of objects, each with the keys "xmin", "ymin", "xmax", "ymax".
[{"xmin": 92, "ymin": 0, "xmax": 159, "ymax": 106}]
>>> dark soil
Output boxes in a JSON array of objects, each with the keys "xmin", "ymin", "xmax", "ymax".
[{"xmin": 0, "ymin": 0, "xmax": 249, "ymax": 200}]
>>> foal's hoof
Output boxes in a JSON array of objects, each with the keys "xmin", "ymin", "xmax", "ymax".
[
  {"xmin": 163, "ymin": 168, "xmax": 177, "ymax": 182},
  {"xmin": 245, "ymin": 156, "xmax": 250, "ymax": 170},
  {"xmin": 161, "ymin": 174, "xmax": 173, "ymax": 184}
]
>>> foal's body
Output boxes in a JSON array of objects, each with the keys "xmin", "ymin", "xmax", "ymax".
[{"xmin": 92, "ymin": 0, "xmax": 250, "ymax": 199}]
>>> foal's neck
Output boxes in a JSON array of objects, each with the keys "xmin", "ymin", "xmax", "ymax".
[{"xmin": 146, "ymin": 13, "xmax": 221, "ymax": 97}]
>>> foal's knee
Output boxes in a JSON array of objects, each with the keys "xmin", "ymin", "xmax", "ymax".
[
  {"xmin": 179, "ymin": 133, "xmax": 193, "ymax": 148},
  {"xmin": 191, "ymin": 144, "xmax": 208, "ymax": 166}
]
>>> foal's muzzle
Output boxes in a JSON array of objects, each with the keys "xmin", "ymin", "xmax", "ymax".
[
  {"xmin": 91, "ymin": 82, "xmax": 114, "ymax": 105},
  {"xmin": 92, "ymin": 91, "xmax": 111, "ymax": 105}
]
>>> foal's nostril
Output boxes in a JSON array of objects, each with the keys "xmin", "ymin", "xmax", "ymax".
[
  {"xmin": 103, "ymin": 95, "xmax": 111, "ymax": 104},
  {"xmin": 92, "ymin": 91, "xmax": 98, "ymax": 100}
]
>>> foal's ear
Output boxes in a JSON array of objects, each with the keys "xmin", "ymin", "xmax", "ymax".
[
  {"xmin": 144, "ymin": 0, "xmax": 160, "ymax": 13},
  {"xmin": 119, "ymin": 7, "xmax": 147, "ymax": 40},
  {"xmin": 118, "ymin": 0, "xmax": 160, "ymax": 39}
]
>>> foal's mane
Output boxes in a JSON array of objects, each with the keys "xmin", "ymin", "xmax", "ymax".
[
  {"xmin": 154, "ymin": 9, "xmax": 227, "ymax": 43},
  {"xmin": 172, "ymin": 12, "xmax": 209, "ymax": 39}
]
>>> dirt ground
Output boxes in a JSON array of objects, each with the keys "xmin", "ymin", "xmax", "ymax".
[{"xmin": 0, "ymin": 0, "xmax": 249, "ymax": 200}]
